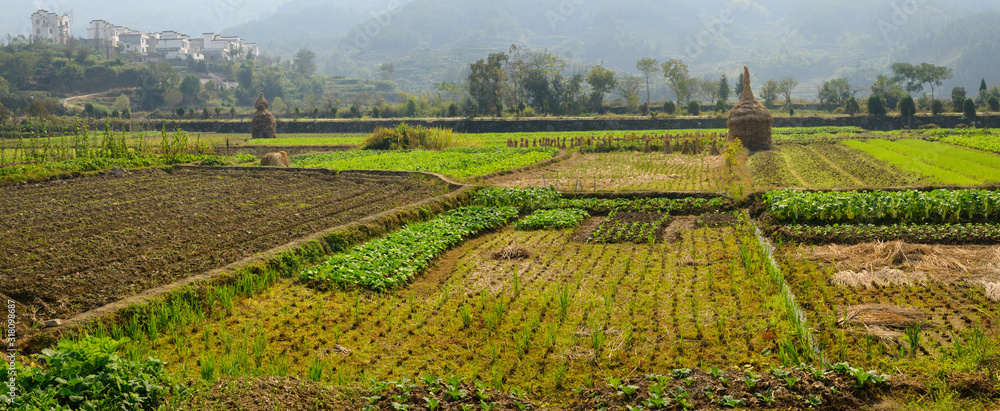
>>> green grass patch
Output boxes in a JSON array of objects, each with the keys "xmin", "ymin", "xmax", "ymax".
[
  {"xmin": 842, "ymin": 140, "xmax": 981, "ymax": 185},
  {"xmin": 291, "ymin": 147, "xmax": 557, "ymax": 177}
]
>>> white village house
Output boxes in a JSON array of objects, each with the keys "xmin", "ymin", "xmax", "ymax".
[
  {"xmin": 31, "ymin": 10, "xmax": 257, "ymax": 62},
  {"xmin": 30, "ymin": 10, "xmax": 71, "ymax": 45}
]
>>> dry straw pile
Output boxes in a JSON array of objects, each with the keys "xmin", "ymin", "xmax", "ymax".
[
  {"xmin": 251, "ymin": 92, "xmax": 277, "ymax": 139},
  {"xmin": 727, "ymin": 66, "xmax": 773, "ymax": 151}
]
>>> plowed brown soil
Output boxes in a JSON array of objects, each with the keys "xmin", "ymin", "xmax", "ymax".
[{"xmin": 1, "ymin": 168, "xmax": 450, "ymax": 324}]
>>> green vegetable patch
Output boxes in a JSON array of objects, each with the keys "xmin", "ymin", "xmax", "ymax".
[{"xmin": 300, "ymin": 206, "xmax": 518, "ymax": 291}]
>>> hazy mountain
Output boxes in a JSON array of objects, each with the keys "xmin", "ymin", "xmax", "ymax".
[
  {"xmin": 7, "ymin": 0, "xmax": 999, "ymax": 98},
  {"xmin": 219, "ymin": 0, "xmax": 417, "ymax": 47},
  {"xmin": 246, "ymin": 0, "xmax": 999, "ymax": 97}
]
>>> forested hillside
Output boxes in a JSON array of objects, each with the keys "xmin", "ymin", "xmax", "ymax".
[{"xmin": 246, "ymin": 0, "xmax": 1000, "ymax": 95}]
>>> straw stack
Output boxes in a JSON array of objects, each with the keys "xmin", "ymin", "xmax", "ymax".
[{"xmin": 727, "ymin": 66, "xmax": 773, "ymax": 151}]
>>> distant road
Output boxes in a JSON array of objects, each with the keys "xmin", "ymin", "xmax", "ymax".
[{"xmin": 59, "ymin": 88, "xmax": 135, "ymax": 109}]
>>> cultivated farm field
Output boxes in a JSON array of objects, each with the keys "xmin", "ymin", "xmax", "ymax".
[
  {"xmin": 0, "ymin": 168, "xmax": 452, "ymax": 343},
  {"xmin": 8, "ymin": 126, "xmax": 1000, "ymax": 410}
]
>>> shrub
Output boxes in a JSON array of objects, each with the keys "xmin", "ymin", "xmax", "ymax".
[
  {"xmin": 867, "ymin": 96, "xmax": 886, "ymax": 117},
  {"xmin": 964, "ymin": 99, "xmax": 978, "ymax": 121},
  {"xmin": 931, "ymin": 100, "xmax": 944, "ymax": 116},
  {"xmin": 989, "ymin": 97, "xmax": 1000, "ymax": 112},
  {"xmin": 688, "ymin": 101, "xmax": 700, "ymax": 116},
  {"xmin": 663, "ymin": 101, "xmax": 676, "ymax": 115},
  {"xmin": 899, "ymin": 96, "xmax": 916, "ymax": 118},
  {"xmin": 715, "ymin": 100, "xmax": 725, "ymax": 113},
  {"xmin": 953, "ymin": 96, "xmax": 966, "ymax": 113},
  {"xmin": 360, "ymin": 123, "xmax": 464, "ymax": 151}
]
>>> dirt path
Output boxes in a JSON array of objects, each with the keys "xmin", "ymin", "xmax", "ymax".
[
  {"xmin": 807, "ymin": 144, "xmax": 866, "ymax": 186},
  {"xmin": 59, "ymin": 89, "xmax": 131, "ymax": 108},
  {"xmin": 779, "ymin": 149, "xmax": 809, "ymax": 187}
]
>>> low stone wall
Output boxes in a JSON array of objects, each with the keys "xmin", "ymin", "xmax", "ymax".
[{"xmin": 146, "ymin": 114, "xmax": 990, "ymax": 135}]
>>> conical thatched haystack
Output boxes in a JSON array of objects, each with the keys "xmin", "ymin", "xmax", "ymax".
[
  {"xmin": 727, "ymin": 66, "xmax": 773, "ymax": 151},
  {"xmin": 251, "ymin": 92, "xmax": 277, "ymax": 139}
]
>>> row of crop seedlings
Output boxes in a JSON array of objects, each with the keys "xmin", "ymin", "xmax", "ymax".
[
  {"xmin": 505, "ymin": 133, "xmax": 725, "ymax": 155},
  {"xmin": 299, "ymin": 187, "xmax": 739, "ymax": 291},
  {"xmin": 765, "ymin": 188, "xmax": 1000, "ymax": 243}
]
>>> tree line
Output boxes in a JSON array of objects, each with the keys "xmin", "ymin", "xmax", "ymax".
[{"xmin": 816, "ymin": 62, "xmax": 1000, "ymax": 121}]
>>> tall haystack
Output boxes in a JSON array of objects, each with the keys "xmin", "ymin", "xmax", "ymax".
[
  {"xmin": 251, "ymin": 92, "xmax": 277, "ymax": 139},
  {"xmin": 727, "ymin": 66, "xmax": 773, "ymax": 151}
]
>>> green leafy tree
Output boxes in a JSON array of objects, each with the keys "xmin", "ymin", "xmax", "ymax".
[
  {"xmin": 952, "ymin": 87, "xmax": 967, "ymax": 113},
  {"xmin": 293, "ymin": 49, "xmax": 317, "ymax": 76},
  {"xmin": 735, "ymin": 71, "xmax": 744, "ymax": 99},
  {"xmin": 237, "ymin": 62, "xmax": 254, "ymax": 90},
  {"xmin": 817, "ymin": 78, "xmax": 852, "ymax": 108},
  {"xmin": 891, "ymin": 62, "xmax": 953, "ymax": 100},
  {"xmin": 616, "ymin": 73, "xmax": 643, "ymax": 113},
  {"xmin": 777, "ymin": 76, "xmax": 798, "ymax": 107},
  {"xmin": 0, "ymin": 76, "xmax": 8, "ymax": 96},
  {"xmin": 176, "ymin": 107, "xmax": 185, "ymax": 118},
  {"xmin": 981, "ymin": 78, "xmax": 989, "ymax": 96},
  {"xmin": 718, "ymin": 73, "xmax": 730, "ymax": 104},
  {"xmin": 379, "ymin": 62, "xmax": 396, "ymax": 81},
  {"xmin": 698, "ymin": 77, "xmax": 718, "ymax": 105},
  {"xmin": 760, "ymin": 79, "xmax": 779, "ymax": 108},
  {"xmin": 467, "ymin": 52, "xmax": 507, "ymax": 116},
  {"xmin": 964, "ymin": 99, "xmax": 978, "ymax": 121},
  {"xmin": 635, "ymin": 58, "xmax": 659, "ymax": 104},
  {"xmin": 870, "ymin": 75, "xmax": 907, "ymax": 110},
  {"xmin": 586, "ymin": 64, "xmax": 617, "ymax": 113},
  {"xmin": 661, "ymin": 59, "xmax": 690, "ymax": 104},
  {"xmin": 899, "ymin": 95, "xmax": 916, "ymax": 127},
  {"xmin": 112, "ymin": 94, "xmax": 130, "ymax": 113},
  {"xmin": 989, "ymin": 97, "xmax": 1000, "ymax": 112},
  {"xmin": 867, "ymin": 96, "xmax": 886, "ymax": 117},
  {"xmin": 179, "ymin": 74, "xmax": 202, "ymax": 104}
]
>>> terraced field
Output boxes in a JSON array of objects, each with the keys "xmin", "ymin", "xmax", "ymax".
[{"xmin": 12, "ymin": 127, "xmax": 1000, "ymax": 410}]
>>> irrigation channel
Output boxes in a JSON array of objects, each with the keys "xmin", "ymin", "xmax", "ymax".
[{"xmin": 751, "ymin": 220, "xmax": 823, "ymax": 363}]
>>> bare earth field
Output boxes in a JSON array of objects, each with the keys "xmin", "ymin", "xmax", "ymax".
[{"xmin": 0, "ymin": 168, "xmax": 450, "ymax": 323}]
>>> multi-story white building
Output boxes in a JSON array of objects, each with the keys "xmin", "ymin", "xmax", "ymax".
[
  {"xmin": 201, "ymin": 33, "xmax": 259, "ymax": 61},
  {"xmin": 118, "ymin": 32, "xmax": 150, "ymax": 55},
  {"xmin": 31, "ymin": 10, "xmax": 71, "ymax": 45},
  {"xmin": 87, "ymin": 20, "xmax": 130, "ymax": 48},
  {"xmin": 156, "ymin": 31, "xmax": 203, "ymax": 61},
  {"xmin": 49, "ymin": 11, "xmax": 256, "ymax": 62}
]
